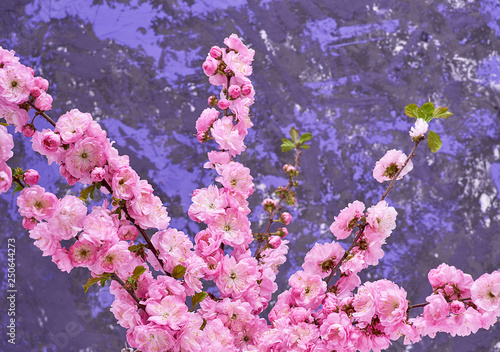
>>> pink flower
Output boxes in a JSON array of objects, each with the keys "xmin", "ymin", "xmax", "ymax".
[
  {"xmin": 34, "ymin": 91, "xmax": 53, "ymax": 111},
  {"xmin": 17, "ymin": 185, "xmax": 58, "ymax": 221},
  {"xmin": 55, "ymin": 109, "xmax": 92, "ymax": 143},
  {"xmin": 215, "ymin": 255, "xmax": 258, "ymax": 298},
  {"xmin": 366, "ymin": 200, "xmax": 397, "ymax": 238},
  {"xmin": 211, "ymin": 208, "xmax": 252, "ymax": 247},
  {"xmin": 0, "ymin": 125, "xmax": 14, "ymax": 163},
  {"xmin": 203, "ymin": 150, "xmax": 231, "ymax": 170},
  {"xmin": 210, "ymin": 116, "xmax": 246, "ymax": 156},
  {"xmin": 151, "ymin": 228, "xmax": 193, "ymax": 272},
  {"xmin": 330, "ymin": 200, "xmax": 365, "ymax": 240},
  {"xmin": 289, "ymin": 270, "xmax": 327, "ymax": 309},
  {"xmin": 22, "ymin": 124, "xmax": 36, "ymax": 137},
  {"xmin": 31, "ymin": 129, "xmax": 61, "ymax": 164},
  {"xmin": 112, "ymin": 166, "xmax": 139, "ymax": 200},
  {"xmin": 409, "ymin": 119, "xmax": 428, "ymax": 140},
  {"xmin": 69, "ymin": 240, "xmax": 97, "ymax": 267},
  {"xmin": 0, "ymin": 62, "xmax": 33, "ymax": 104},
  {"xmin": 196, "ymin": 108, "xmax": 219, "ymax": 142},
  {"xmin": 373, "ymin": 149, "xmax": 413, "ymax": 183},
  {"xmin": 47, "ymin": 195, "xmax": 87, "ymax": 240},
  {"xmin": 29, "ymin": 222, "xmax": 60, "ymax": 257},
  {"xmin": 0, "ymin": 104, "xmax": 30, "ymax": 133},
  {"xmin": 91, "ymin": 167, "xmax": 105, "ymax": 182},
  {"xmin": 23, "ymin": 169, "xmax": 39, "ymax": 186},
  {"xmin": 0, "ymin": 162, "xmax": 12, "ymax": 194},
  {"xmin": 128, "ymin": 323, "xmax": 175, "ymax": 352},
  {"xmin": 216, "ymin": 162, "xmax": 254, "ymax": 196},
  {"xmin": 188, "ymin": 185, "xmax": 227, "ymax": 223},
  {"xmin": 302, "ymin": 241, "xmax": 345, "ymax": 278},
  {"xmin": 268, "ymin": 236, "xmax": 282, "ymax": 249},
  {"xmin": 146, "ymin": 295, "xmax": 189, "ymax": 330},
  {"xmin": 65, "ymin": 136, "xmax": 107, "ymax": 182},
  {"xmin": 471, "ymin": 271, "xmax": 500, "ymax": 312}
]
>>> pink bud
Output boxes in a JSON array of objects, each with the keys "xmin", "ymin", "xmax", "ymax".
[
  {"xmin": 228, "ymin": 85, "xmax": 241, "ymax": 99},
  {"xmin": 30, "ymin": 86, "xmax": 42, "ymax": 98},
  {"xmin": 218, "ymin": 99, "xmax": 230, "ymax": 110},
  {"xmin": 280, "ymin": 212, "xmax": 292, "ymax": 225},
  {"xmin": 241, "ymin": 83, "xmax": 252, "ymax": 96},
  {"xmin": 23, "ymin": 169, "xmax": 39, "ymax": 186},
  {"xmin": 34, "ymin": 92, "xmax": 53, "ymax": 111},
  {"xmin": 91, "ymin": 167, "xmax": 105, "ymax": 183},
  {"xmin": 202, "ymin": 57, "xmax": 218, "ymax": 76},
  {"xmin": 277, "ymin": 227, "xmax": 288, "ymax": 237},
  {"xmin": 269, "ymin": 235, "xmax": 282, "ymax": 249},
  {"xmin": 209, "ymin": 46, "xmax": 222, "ymax": 59},
  {"xmin": 34, "ymin": 76, "xmax": 49, "ymax": 91},
  {"xmin": 41, "ymin": 131, "xmax": 60, "ymax": 152},
  {"xmin": 22, "ymin": 124, "xmax": 36, "ymax": 138},
  {"xmin": 22, "ymin": 217, "xmax": 37, "ymax": 230}
]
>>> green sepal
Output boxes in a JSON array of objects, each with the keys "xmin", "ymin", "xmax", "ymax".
[
  {"xmin": 298, "ymin": 132, "xmax": 312, "ymax": 144},
  {"xmin": 192, "ymin": 291, "xmax": 208, "ymax": 309},
  {"xmin": 281, "ymin": 138, "xmax": 295, "ymax": 152},
  {"xmin": 200, "ymin": 318, "xmax": 207, "ymax": 331},
  {"xmin": 13, "ymin": 184, "xmax": 24, "ymax": 195},
  {"xmin": 427, "ymin": 130, "xmax": 442, "ymax": 153},
  {"xmin": 289, "ymin": 127, "xmax": 299, "ymax": 143},
  {"xmin": 172, "ymin": 264, "xmax": 186, "ymax": 279},
  {"xmin": 433, "ymin": 107, "xmax": 453, "ymax": 119}
]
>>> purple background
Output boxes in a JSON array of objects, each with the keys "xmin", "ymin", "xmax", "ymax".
[{"xmin": 1, "ymin": 0, "xmax": 500, "ymax": 351}]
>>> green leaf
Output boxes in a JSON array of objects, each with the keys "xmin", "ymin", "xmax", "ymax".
[
  {"xmin": 132, "ymin": 265, "xmax": 146, "ymax": 279},
  {"xmin": 404, "ymin": 104, "xmax": 419, "ymax": 118},
  {"xmin": 0, "ymin": 122, "xmax": 9, "ymax": 127},
  {"xmin": 427, "ymin": 130, "xmax": 442, "ymax": 153},
  {"xmin": 298, "ymin": 132, "xmax": 312, "ymax": 144},
  {"xmin": 419, "ymin": 102, "xmax": 435, "ymax": 121},
  {"xmin": 192, "ymin": 291, "xmax": 208, "ymax": 309},
  {"xmin": 172, "ymin": 264, "xmax": 186, "ymax": 279},
  {"xmin": 289, "ymin": 127, "xmax": 299, "ymax": 143},
  {"xmin": 433, "ymin": 107, "xmax": 453, "ymax": 119},
  {"xmin": 300, "ymin": 144, "xmax": 310, "ymax": 149},
  {"xmin": 281, "ymin": 138, "xmax": 295, "ymax": 152},
  {"xmin": 83, "ymin": 277, "xmax": 102, "ymax": 293},
  {"xmin": 80, "ymin": 184, "xmax": 96, "ymax": 202}
]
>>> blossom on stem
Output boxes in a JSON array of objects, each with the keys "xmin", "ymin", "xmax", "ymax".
[
  {"xmin": 330, "ymin": 200, "xmax": 365, "ymax": 240},
  {"xmin": 409, "ymin": 118, "xmax": 428, "ymax": 140},
  {"xmin": 373, "ymin": 149, "xmax": 413, "ymax": 183}
]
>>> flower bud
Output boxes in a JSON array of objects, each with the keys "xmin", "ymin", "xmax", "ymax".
[
  {"xmin": 23, "ymin": 169, "xmax": 39, "ymax": 186},
  {"xmin": 91, "ymin": 167, "xmax": 105, "ymax": 183},
  {"xmin": 276, "ymin": 227, "xmax": 288, "ymax": 238},
  {"xmin": 202, "ymin": 57, "xmax": 218, "ymax": 76},
  {"xmin": 268, "ymin": 235, "xmax": 282, "ymax": 249},
  {"xmin": 241, "ymin": 83, "xmax": 253, "ymax": 96},
  {"xmin": 279, "ymin": 212, "xmax": 292, "ymax": 225},
  {"xmin": 228, "ymin": 85, "xmax": 241, "ymax": 99},
  {"xmin": 22, "ymin": 124, "xmax": 36, "ymax": 138},
  {"xmin": 209, "ymin": 46, "xmax": 222, "ymax": 59},
  {"xmin": 218, "ymin": 99, "xmax": 230, "ymax": 110},
  {"xmin": 262, "ymin": 198, "xmax": 276, "ymax": 213},
  {"xmin": 22, "ymin": 217, "xmax": 37, "ymax": 230}
]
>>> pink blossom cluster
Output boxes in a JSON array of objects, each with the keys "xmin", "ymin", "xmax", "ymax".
[
  {"xmin": 2, "ymin": 36, "xmax": 500, "ymax": 352},
  {"xmin": 0, "ymin": 46, "xmax": 51, "ymax": 133}
]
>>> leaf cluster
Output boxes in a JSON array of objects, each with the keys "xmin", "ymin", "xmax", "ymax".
[{"xmin": 281, "ymin": 127, "xmax": 312, "ymax": 152}]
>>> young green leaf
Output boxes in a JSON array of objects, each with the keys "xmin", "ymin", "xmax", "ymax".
[
  {"xmin": 132, "ymin": 265, "xmax": 146, "ymax": 280},
  {"xmin": 0, "ymin": 122, "xmax": 8, "ymax": 127},
  {"xmin": 172, "ymin": 264, "xmax": 186, "ymax": 279},
  {"xmin": 83, "ymin": 277, "xmax": 102, "ymax": 293},
  {"xmin": 427, "ymin": 130, "xmax": 442, "ymax": 153},
  {"xmin": 404, "ymin": 104, "xmax": 419, "ymax": 118},
  {"xmin": 13, "ymin": 184, "xmax": 24, "ymax": 194},
  {"xmin": 289, "ymin": 127, "xmax": 299, "ymax": 143},
  {"xmin": 300, "ymin": 144, "xmax": 310, "ymax": 149},
  {"xmin": 192, "ymin": 291, "xmax": 208, "ymax": 309},
  {"xmin": 433, "ymin": 107, "xmax": 453, "ymax": 119},
  {"xmin": 281, "ymin": 139, "xmax": 295, "ymax": 152},
  {"xmin": 419, "ymin": 102, "xmax": 435, "ymax": 121},
  {"xmin": 298, "ymin": 132, "xmax": 312, "ymax": 144},
  {"xmin": 80, "ymin": 184, "xmax": 96, "ymax": 202}
]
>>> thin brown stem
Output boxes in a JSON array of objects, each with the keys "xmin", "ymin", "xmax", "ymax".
[
  {"xmin": 380, "ymin": 139, "xmax": 421, "ymax": 202},
  {"xmin": 28, "ymin": 101, "xmax": 56, "ymax": 127},
  {"xmin": 111, "ymin": 273, "xmax": 146, "ymax": 310},
  {"xmin": 254, "ymin": 146, "xmax": 303, "ymax": 260}
]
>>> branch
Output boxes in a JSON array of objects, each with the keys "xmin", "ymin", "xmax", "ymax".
[
  {"xmin": 28, "ymin": 100, "xmax": 56, "ymax": 127},
  {"xmin": 110, "ymin": 273, "xmax": 146, "ymax": 310}
]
